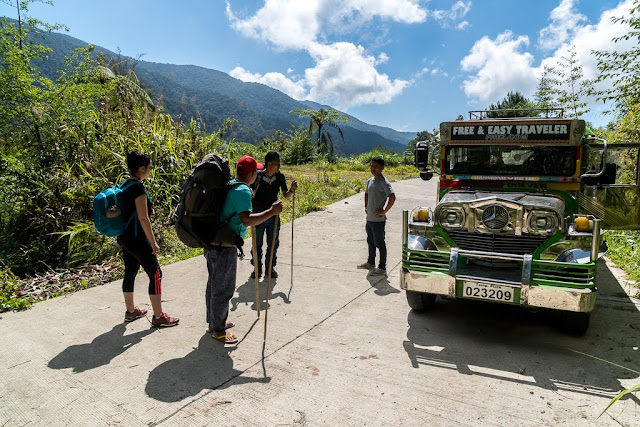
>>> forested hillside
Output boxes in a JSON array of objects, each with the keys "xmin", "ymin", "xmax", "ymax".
[{"xmin": 16, "ymin": 20, "xmax": 410, "ymax": 154}]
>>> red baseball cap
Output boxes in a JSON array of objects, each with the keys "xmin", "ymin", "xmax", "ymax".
[{"xmin": 236, "ymin": 155, "xmax": 264, "ymax": 174}]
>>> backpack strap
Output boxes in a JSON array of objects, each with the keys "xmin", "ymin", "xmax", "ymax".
[
  {"xmin": 219, "ymin": 181, "xmax": 249, "ymax": 224},
  {"xmin": 119, "ymin": 180, "xmax": 145, "ymax": 237},
  {"xmin": 216, "ymin": 181, "xmax": 250, "ymax": 250},
  {"xmin": 252, "ymin": 172, "xmax": 263, "ymax": 196}
]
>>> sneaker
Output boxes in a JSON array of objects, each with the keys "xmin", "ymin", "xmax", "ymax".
[
  {"xmin": 250, "ymin": 267, "xmax": 263, "ymax": 279},
  {"xmin": 124, "ymin": 306, "xmax": 147, "ymax": 322},
  {"xmin": 151, "ymin": 312, "xmax": 179, "ymax": 327},
  {"xmin": 357, "ymin": 262, "xmax": 376, "ymax": 270},
  {"xmin": 269, "ymin": 268, "xmax": 278, "ymax": 278},
  {"xmin": 369, "ymin": 268, "xmax": 387, "ymax": 276}
]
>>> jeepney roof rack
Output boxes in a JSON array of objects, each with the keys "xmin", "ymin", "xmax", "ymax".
[{"xmin": 468, "ymin": 108, "xmax": 565, "ymax": 120}]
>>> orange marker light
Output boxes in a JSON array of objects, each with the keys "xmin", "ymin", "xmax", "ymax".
[{"xmin": 575, "ymin": 216, "xmax": 589, "ymax": 232}]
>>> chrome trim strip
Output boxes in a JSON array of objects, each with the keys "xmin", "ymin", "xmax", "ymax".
[
  {"xmin": 457, "ymin": 249, "xmax": 526, "ymax": 261},
  {"xmin": 591, "ymin": 219, "xmax": 600, "ymax": 263},
  {"xmin": 456, "ymin": 275, "xmax": 520, "ymax": 286},
  {"xmin": 449, "ymin": 248, "xmax": 459, "ymax": 276},
  {"xmin": 403, "ymin": 210, "xmax": 408, "ymax": 245},
  {"xmin": 522, "ymin": 254, "xmax": 532, "ymax": 285}
]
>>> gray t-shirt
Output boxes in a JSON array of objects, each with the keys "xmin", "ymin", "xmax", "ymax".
[{"xmin": 366, "ymin": 175, "xmax": 394, "ymax": 222}]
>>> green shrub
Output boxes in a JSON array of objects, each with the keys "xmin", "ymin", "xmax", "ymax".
[
  {"xmin": 0, "ymin": 267, "xmax": 34, "ymax": 312},
  {"xmin": 605, "ymin": 230, "xmax": 640, "ymax": 294}
]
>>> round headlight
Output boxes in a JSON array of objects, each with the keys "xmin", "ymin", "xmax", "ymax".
[
  {"xmin": 438, "ymin": 207, "xmax": 465, "ymax": 227},
  {"xmin": 528, "ymin": 211, "xmax": 557, "ymax": 234}
]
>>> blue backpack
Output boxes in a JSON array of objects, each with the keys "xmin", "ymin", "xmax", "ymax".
[{"xmin": 93, "ymin": 180, "xmax": 141, "ymax": 237}]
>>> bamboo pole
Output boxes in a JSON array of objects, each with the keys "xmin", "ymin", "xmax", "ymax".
[
  {"xmin": 251, "ymin": 226, "xmax": 260, "ymax": 318},
  {"xmin": 290, "ymin": 191, "xmax": 295, "ymax": 295},
  {"xmin": 264, "ymin": 215, "xmax": 279, "ymax": 342}
]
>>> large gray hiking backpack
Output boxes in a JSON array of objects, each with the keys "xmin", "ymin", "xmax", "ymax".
[{"xmin": 175, "ymin": 154, "xmax": 245, "ymax": 249}]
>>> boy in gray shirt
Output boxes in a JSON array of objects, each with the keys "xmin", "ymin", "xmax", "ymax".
[{"xmin": 358, "ymin": 156, "xmax": 396, "ymax": 276}]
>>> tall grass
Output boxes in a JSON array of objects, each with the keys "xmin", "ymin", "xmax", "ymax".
[{"xmin": 604, "ymin": 231, "xmax": 640, "ymax": 296}]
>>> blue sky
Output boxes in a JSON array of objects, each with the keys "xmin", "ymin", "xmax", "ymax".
[{"xmin": 1, "ymin": 0, "xmax": 635, "ymax": 133}]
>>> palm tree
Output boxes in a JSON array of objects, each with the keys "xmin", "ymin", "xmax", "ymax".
[{"xmin": 290, "ymin": 108, "xmax": 350, "ymax": 156}]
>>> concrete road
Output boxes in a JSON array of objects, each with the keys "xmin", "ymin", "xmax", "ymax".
[{"xmin": 1, "ymin": 178, "xmax": 639, "ymax": 426}]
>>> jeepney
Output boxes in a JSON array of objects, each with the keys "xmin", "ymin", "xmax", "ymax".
[{"xmin": 401, "ymin": 110, "xmax": 640, "ymax": 335}]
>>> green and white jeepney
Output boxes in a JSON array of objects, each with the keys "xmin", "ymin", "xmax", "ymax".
[{"xmin": 401, "ymin": 111, "xmax": 640, "ymax": 335}]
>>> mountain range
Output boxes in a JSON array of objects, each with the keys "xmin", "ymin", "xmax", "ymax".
[{"xmin": 23, "ymin": 23, "xmax": 417, "ymax": 155}]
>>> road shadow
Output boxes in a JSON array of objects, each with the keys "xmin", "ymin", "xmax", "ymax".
[
  {"xmin": 403, "ymin": 260, "xmax": 640, "ymax": 402},
  {"xmin": 366, "ymin": 274, "xmax": 401, "ymax": 296},
  {"xmin": 230, "ymin": 276, "xmax": 290, "ymax": 313},
  {"xmin": 48, "ymin": 323, "xmax": 156, "ymax": 373},
  {"xmin": 146, "ymin": 334, "xmax": 270, "ymax": 402}
]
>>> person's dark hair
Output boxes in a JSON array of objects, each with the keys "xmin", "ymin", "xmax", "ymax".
[
  {"xmin": 371, "ymin": 156, "xmax": 385, "ymax": 167},
  {"xmin": 127, "ymin": 151, "xmax": 151, "ymax": 174},
  {"xmin": 265, "ymin": 151, "xmax": 280, "ymax": 165}
]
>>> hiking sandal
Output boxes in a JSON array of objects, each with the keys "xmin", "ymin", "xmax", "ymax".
[
  {"xmin": 206, "ymin": 322, "xmax": 235, "ymax": 333},
  {"xmin": 212, "ymin": 332, "xmax": 239, "ymax": 344}
]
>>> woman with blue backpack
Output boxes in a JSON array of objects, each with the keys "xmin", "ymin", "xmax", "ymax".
[{"xmin": 117, "ymin": 151, "xmax": 179, "ymax": 327}]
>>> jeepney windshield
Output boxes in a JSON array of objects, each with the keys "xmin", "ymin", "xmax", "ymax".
[{"xmin": 444, "ymin": 145, "xmax": 577, "ymax": 177}]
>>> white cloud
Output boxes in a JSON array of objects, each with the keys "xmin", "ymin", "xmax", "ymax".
[
  {"xmin": 431, "ymin": 0, "xmax": 472, "ymax": 29},
  {"xmin": 225, "ymin": 0, "xmax": 429, "ymax": 109},
  {"xmin": 305, "ymin": 42, "xmax": 409, "ymax": 109},
  {"xmin": 461, "ymin": 31, "xmax": 539, "ymax": 103},
  {"xmin": 538, "ymin": 0, "xmax": 587, "ymax": 50},
  {"xmin": 432, "ymin": 68, "xmax": 449, "ymax": 78},
  {"xmin": 461, "ymin": 0, "xmax": 637, "ymax": 124},
  {"xmin": 226, "ymin": 0, "xmax": 428, "ymax": 50},
  {"xmin": 229, "ymin": 66, "xmax": 307, "ymax": 100},
  {"xmin": 413, "ymin": 67, "xmax": 429, "ymax": 79},
  {"xmin": 376, "ymin": 52, "xmax": 389, "ymax": 65},
  {"xmin": 542, "ymin": 0, "xmax": 637, "ymax": 81},
  {"xmin": 229, "ymin": 43, "xmax": 408, "ymax": 108},
  {"xmin": 336, "ymin": 0, "xmax": 428, "ymax": 24},
  {"xmin": 226, "ymin": 0, "xmax": 320, "ymax": 50}
]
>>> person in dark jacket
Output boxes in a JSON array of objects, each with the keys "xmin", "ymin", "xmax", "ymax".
[{"xmin": 250, "ymin": 151, "xmax": 297, "ymax": 278}]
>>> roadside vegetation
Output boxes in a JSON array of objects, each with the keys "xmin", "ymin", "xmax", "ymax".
[{"xmin": 0, "ymin": 2, "xmax": 419, "ymax": 310}]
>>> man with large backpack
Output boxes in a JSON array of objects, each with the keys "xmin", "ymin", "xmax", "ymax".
[{"xmin": 205, "ymin": 156, "xmax": 282, "ymax": 344}]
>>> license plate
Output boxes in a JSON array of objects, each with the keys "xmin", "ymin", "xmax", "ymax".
[{"xmin": 462, "ymin": 281, "xmax": 515, "ymax": 303}]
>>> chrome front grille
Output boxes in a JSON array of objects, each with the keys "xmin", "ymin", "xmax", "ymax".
[
  {"xmin": 482, "ymin": 204, "xmax": 510, "ymax": 230},
  {"xmin": 447, "ymin": 230, "xmax": 547, "ymax": 255}
]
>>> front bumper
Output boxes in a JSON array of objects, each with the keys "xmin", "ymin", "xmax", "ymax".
[{"xmin": 400, "ymin": 269, "xmax": 596, "ymax": 313}]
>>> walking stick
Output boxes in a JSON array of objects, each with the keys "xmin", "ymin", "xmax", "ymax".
[
  {"xmin": 264, "ymin": 214, "xmax": 279, "ymax": 342},
  {"xmin": 289, "ymin": 191, "xmax": 295, "ymax": 298},
  {"xmin": 252, "ymin": 226, "xmax": 260, "ymax": 318}
]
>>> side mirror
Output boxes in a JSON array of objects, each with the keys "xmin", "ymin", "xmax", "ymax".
[
  {"xmin": 420, "ymin": 169, "xmax": 434, "ymax": 181},
  {"xmin": 414, "ymin": 141, "xmax": 429, "ymax": 169}
]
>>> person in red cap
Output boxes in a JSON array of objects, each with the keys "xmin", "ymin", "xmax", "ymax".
[{"xmin": 205, "ymin": 155, "xmax": 282, "ymax": 344}]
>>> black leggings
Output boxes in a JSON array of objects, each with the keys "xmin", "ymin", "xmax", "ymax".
[{"xmin": 117, "ymin": 236, "xmax": 162, "ymax": 295}]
